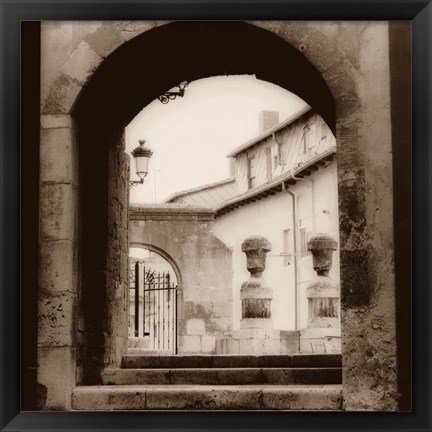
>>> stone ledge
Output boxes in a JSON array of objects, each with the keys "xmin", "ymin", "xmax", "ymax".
[
  {"xmin": 101, "ymin": 367, "xmax": 342, "ymax": 386},
  {"xmin": 129, "ymin": 204, "xmax": 215, "ymax": 221},
  {"xmin": 122, "ymin": 353, "xmax": 342, "ymax": 369},
  {"xmin": 72, "ymin": 384, "xmax": 342, "ymax": 410}
]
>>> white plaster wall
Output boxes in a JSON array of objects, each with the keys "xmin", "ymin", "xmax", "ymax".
[{"xmin": 213, "ymin": 161, "xmax": 339, "ymax": 331}]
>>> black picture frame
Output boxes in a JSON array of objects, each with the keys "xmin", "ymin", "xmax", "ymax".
[{"xmin": 1, "ymin": 0, "xmax": 430, "ymax": 431}]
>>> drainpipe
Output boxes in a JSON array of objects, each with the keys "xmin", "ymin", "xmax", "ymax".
[
  {"xmin": 291, "ymin": 171, "xmax": 316, "ymax": 234},
  {"xmin": 281, "ymin": 181, "xmax": 299, "ymax": 330}
]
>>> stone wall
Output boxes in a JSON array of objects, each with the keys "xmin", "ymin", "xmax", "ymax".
[
  {"xmin": 129, "ymin": 205, "xmax": 233, "ymax": 354},
  {"xmin": 105, "ymin": 134, "xmax": 130, "ymax": 367},
  {"xmin": 38, "ymin": 114, "xmax": 79, "ymax": 409}
]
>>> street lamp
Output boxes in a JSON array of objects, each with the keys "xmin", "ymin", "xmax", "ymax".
[
  {"xmin": 130, "ymin": 140, "xmax": 153, "ymax": 187},
  {"xmin": 158, "ymin": 81, "xmax": 189, "ymax": 104}
]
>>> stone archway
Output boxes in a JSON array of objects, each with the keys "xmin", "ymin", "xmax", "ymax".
[{"xmin": 39, "ymin": 21, "xmax": 398, "ymax": 410}]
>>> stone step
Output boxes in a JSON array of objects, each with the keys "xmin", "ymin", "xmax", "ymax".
[
  {"xmin": 122, "ymin": 353, "xmax": 341, "ymax": 369},
  {"xmin": 72, "ymin": 384, "xmax": 342, "ymax": 410},
  {"xmin": 102, "ymin": 367, "xmax": 341, "ymax": 385}
]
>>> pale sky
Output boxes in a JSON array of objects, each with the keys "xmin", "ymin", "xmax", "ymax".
[{"xmin": 126, "ymin": 75, "xmax": 308, "ymax": 204}]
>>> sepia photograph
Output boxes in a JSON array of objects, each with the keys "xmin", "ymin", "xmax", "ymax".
[
  {"xmin": 10, "ymin": 9, "xmax": 422, "ymax": 423},
  {"xmin": 20, "ymin": 19, "xmax": 412, "ymax": 412}
]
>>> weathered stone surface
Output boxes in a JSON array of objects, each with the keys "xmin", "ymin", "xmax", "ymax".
[
  {"xmin": 261, "ymin": 385, "xmax": 342, "ymax": 410},
  {"xmin": 39, "ymin": 183, "xmax": 78, "ymax": 241},
  {"xmin": 38, "ymin": 292, "xmax": 76, "ymax": 347},
  {"xmin": 101, "ymin": 367, "xmax": 341, "ymax": 385},
  {"xmin": 146, "ymin": 385, "xmax": 263, "ymax": 410},
  {"xmin": 116, "ymin": 21, "xmax": 170, "ymax": 41},
  {"xmin": 200, "ymin": 335, "xmax": 216, "ymax": 353},
  {"xmin": 290, "ymin": 354, "xmax": 342, "ymax": 368},
  {"xmin": 242, "ymin": 298, "xmax": 271, "ymax": 319},
  {"xmin": 181, "ymin": 335, "xmax": 201, "ymax": 353},
  {"xmin": 72, "ymin": 386, "xmax": 146, "ymax": 410},
  {"xmin": 37, "ymin": 347, "xmax": 76, "ymax": 410},
  {"xmin": 40, "ymin": 127, "xmax": 78, "ymax": 185},
  {"xmin": 99, "ymin": 135, "xmax": 130, "ymax": 372},
  {"xmin": 42, "ymin": 73, "xmax": 82, "ymax": 115},
  {"xmin": 241, "ymin": 235, "xmax": 271, "ymax": 275},
  {"xmin": 122, "ymin": 353, "xmax": 341, "ymax": 369},
  {"xmin": 307, "ymin": 234, "xmax": 338, "ymax": 276},
  {"xmin": 240, "ymin": 318, "xmax": 272, "ymax": 329},
  {"xmin": 40, "ymin": 114, "xmax": 73, "ymax": 129},
  {"xmin": 280, "ymin": 330, "xmax": 301, "ymax": 354},
  {"xmin": 72, "ymin": 384, "xmax": 342, "ymax": 410},
  {"xmin": 60, "ymin": 40, "xmax": 102, "ymax": 85},
  {"xmin": 186, "ymin": 318, "xmax": 206, "ymax": 335},
  {"xmin": 39, "ymin": 239, "xmax": 77, "ymax": 294},
  {"xmin": 85, "ymin": 24, "xmax": 124, "ymax": 58},
  {"xmin": 129, "ymin": 210, "xmax": 233, "ymax": 354}
]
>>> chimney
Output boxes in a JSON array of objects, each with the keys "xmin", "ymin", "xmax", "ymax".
[{"xmin": 259, "ymin": 111, "xmax": 279, "ymax": 134}]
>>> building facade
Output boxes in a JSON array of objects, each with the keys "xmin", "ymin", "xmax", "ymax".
[{"xmin": 168, "ymin": 109, "xmax": 340, "ymax": 353}]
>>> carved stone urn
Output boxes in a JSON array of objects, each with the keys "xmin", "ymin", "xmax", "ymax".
[
  {"xmin": 306, "ymin": 234, "xmax": 339, "ymax": 329},
  {"xmin": 240, "ymin": 235, "xmax": 272, "ymax": 324}
]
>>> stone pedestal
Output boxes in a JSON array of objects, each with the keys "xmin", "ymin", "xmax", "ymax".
[{"xmin": 301, "ymin": 234, "xmax": 341, "ymax": 353}]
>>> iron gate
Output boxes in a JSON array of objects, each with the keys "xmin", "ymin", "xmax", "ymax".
[{"xmin": 130, "ymin": 261, "xmax": 177, "ymax": 353}]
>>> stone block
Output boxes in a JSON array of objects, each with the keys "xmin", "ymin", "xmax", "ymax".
[
  {"xmin": 300, "ymin": 338, "xmax": 327, "ymax": 354},
  {"xmin": 261, "ymin": 385, "xmax": 342, "ymax": 410},
  {"xmin": 40, "ymin": 114, "xmax": 73, "ymax": 129},
  {"xmin": 85, "ymin": 25, "xmax": 124, "ymax": 58},
  {"xmin": 300, "ymin": 327, "xmax": 341, "ymax": 338},
  {"xmin": 60, "ymin": 40, "xmax": 102, "ymax": 85},
  {"xmin": 72, "ymin": 386, "xmax": 146, "ymax": 410},
  {"xmin": 279, "ymin": 330, "xmax": 300, "ymax": 354},
  {"xmin": 215, "ymin": 337, "xmax": 233, "ymax": 354},
  {"xmin": 37, "ymin": 347, "xmax": 76, "ymax": 410},
  {"xmin": 40, "ymin": 127, "xmax": 78, "ymax": 185},
  {"xmin": 39, "ymin": 239, "xmax": 77, "ymax": 293},
  {"xmin": 211, "ymin": 300, "xmax": 233, "ymax": 318},
  {"xmin": 186, "ymin": 318, "xmax": 206, "ymax": 335},
  {"xmin": 204, "ymin": 317, "xmax": 232, "ymax": 335},
  {"xmin": 42, "ymin": 73, "xmax": 82, "ymax": 115},
  {"xmin": 40, "ymin": 183, "xmax": 77, "ymax": 241},
  {"xmin": 237, "ymin": 328, "xmax": 273, "ymax": 339},
  {"xmin": 181, "ymin": 335, "xmax": 201, "ymax": 353},
  {"xmin": 38, "ymin": 292, "xmax": 76, "ymax": 347},
  {"xmin": 201, "ymin": 335, "xmax": 216, "ymax": 353},
  {"xmin": 240, "ymin": 318, "xmax": 272, "ymax": 329},
  {"xmin": 145, "ymin": 386, "xmax": 262, "ymax": 410}
]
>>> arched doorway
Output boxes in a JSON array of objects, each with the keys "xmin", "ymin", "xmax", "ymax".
[
  {"xmin": 38, "ymin": 20, "xmax": 400, "ymax": 410},
  {"xmin": 128, "ymin": 246, "xmax": 180, "ymax": 353},
  {"xmin": 72, "ymin": 21, "xmax": 338, "ymax": 382}
]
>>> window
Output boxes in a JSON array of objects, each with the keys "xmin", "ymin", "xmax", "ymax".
[
  {"xmin": 247, "ymin": 155, "xmax": 256, "ymax": 189},
  {"xmin": 277, "ymin": 141, "xmax": 285, "ymax": 165},
  {"xmin": 302, "ymin": 124, "xmax": 316, "ymax": 154},
  {"xmin": 320, "ymin": 121, "xmax": 328, "ymax": 141},
  {"xmin": 299, "ymin": 227, "xmax": 308, "ymax": 255},
  {"xmin": 283, "ymin": 229, "xmax": 291, "ymax": 266},
  {"xmin": 265, "ymin": 148, "xmax": 272, "ymax": 181},
  {"xmin": 302, "ymin": 126, "xmax": 310, "ymax": 154},
  {"xmin": 274, "ymin": 155, "xmax": 278, "ymax": 169}
]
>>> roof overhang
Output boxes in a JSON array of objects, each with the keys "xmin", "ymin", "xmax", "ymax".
[{"xmin": 216, "ymin": 146, "xmax": 336, "ymax": 217}]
